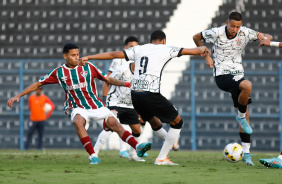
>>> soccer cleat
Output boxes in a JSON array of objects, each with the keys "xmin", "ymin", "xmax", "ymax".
[
  {"xmin": 128, "ymin": 155, "xmax": 145, "ymax": 162},
  {"xmin": 154, "ymin": 157, "xmax": 179, "ymax": 165},
  {"xmin": 260, "ymin": 157, "xmax": 282, "ymax": 169},
  {"xmin": 90, "ymin": 156, "xmax": 101, "ymax": 165},
  {"xmin": 236, "ymin": 116, "xmax": 253, "ymax": 134},
  {"xmin": 143, "ymin": 152, "xmax": 149, "ymax": 157},
  {"xmin": 136, "ymin": 142, "xmax": 152, "ymax": 157},
  {"xmin": 172, "ymin": 139, "xmax": 180, "ymax": 151},
  {"xmin": 241, "ymin": 153, "xmax": 254, "ymax": 166},
  {"xmin": 119, "ymin": 151, "xmax": 129, "ymax": 158}
]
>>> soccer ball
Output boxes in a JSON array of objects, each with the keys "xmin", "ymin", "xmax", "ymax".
[
  {"xmin": 223, "ymin": 143, "xmax": 244, "ymax": 163},
  {"xmin": 43, "ymin": 103, "xmax": 52, "ymax": 113}
]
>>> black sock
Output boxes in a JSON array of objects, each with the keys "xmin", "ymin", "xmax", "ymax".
[
  {"xmin": 238, "ymin": 103, "xmax": 247, "ymax": 113},
  {"xmin": 239, "ymin": 132, "xmax": 250, "ymax": 143}
]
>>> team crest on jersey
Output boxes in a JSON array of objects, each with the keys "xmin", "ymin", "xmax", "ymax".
[
  {"xmin": 80, "ymin": 71, "xmax": 88, "ymax": 78},
  {"xmin": 236, "ymin": 38, "xmax": 243, "ymax": 46}
]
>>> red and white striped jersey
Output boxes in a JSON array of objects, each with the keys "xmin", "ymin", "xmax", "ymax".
[{"xmin": 39, "ymin": 62, "xmax": 106, "ymax": 114}]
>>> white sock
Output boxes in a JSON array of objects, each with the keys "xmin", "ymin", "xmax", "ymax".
[
  {"xmin": 278, "ymin": 155, "xmax": 282, "ymax": 160},
  {"xmin": 157, "ymin": 128, "xmax": 181, "ymax": 160},
  {"xmin": 241, "ymin": 142, "xmax": 250, "ymax": 153},
  {"xmin": 119, "ymin": 137, "xmax": 127, "ymax": 152},
  {"xmin": 93, "ymin": 130, "xmax": 112, "ymax": 156},
  {"xmin": 129, "ymin": 135, "xmax": 140, "ymax": 157},
  {"xmin": 237, "ymin": 110, "xmax": 246, "ymax": 118},
  {"xmin": 154, "ymin": 127, "xmax": 167, "ymax": 140}
]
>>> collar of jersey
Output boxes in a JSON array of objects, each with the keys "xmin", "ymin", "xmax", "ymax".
[{"xmin": 63, "ymin": 64, "xmax": 79, "ymax": 70}]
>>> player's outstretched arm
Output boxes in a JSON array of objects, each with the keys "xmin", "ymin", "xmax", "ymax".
[
  {"xmin": 79, "ymin": 51, "xmax": 125, "ymax": 66},
  {"xmin": 103, "ymin": 76, "xmax": 131, "ymax": 88},
  {"xmin": 7, "ymin": 82, "xmax": 43, "ymax": 108},
  {"xmin": 180, "ymin": 46, "xmax": 210, "ymax": 56},
  {"xmin": 259, "ymin": 39, "xmax": 282, "ymax": 48}
]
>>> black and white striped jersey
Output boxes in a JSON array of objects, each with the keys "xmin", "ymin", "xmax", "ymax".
[
  {"xmin": 123, "ymin": 44, "xmax": 183, "ymax": 93},
  {"xmin": 202, "ymin": 25, "xmax": 258, "ymax": 76}
]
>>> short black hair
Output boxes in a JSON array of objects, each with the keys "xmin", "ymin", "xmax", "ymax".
[
  {"xmin": 124, "ymin": 36, "xmax": 139, "ymax": 45},
  {"xmin": 150, "ymin": 30, "xmax": 166, "ymax": 43},
  {"xmin": 228, "ymin": 12, "xmax": 242, "ymax": 21},
  {"xmin": 63, "ymin": 43, "xmax": 79, "ymax": 54}
]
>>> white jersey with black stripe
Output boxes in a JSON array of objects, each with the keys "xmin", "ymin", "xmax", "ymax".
[
  {"xmin": 123, "ymin": 44, "xmax": 183, "ymax": 93},
  {"xmin": 108, "ymin": 58, "xmax": 127, "ymax": 73},
  {"xmin": 106, "ymin": 62, "xmax": 134, "ymax": 108},
  {"xmin": 202, "ymin": 25, "xmax": 258, "ymax": 76}
]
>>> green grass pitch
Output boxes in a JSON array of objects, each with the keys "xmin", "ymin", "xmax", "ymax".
[{"xmin": 0, "ymin": 149, "xmax": 281, "ymax": 184}]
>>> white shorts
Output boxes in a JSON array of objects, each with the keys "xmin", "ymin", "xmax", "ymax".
[{"xmin": 70, "ymin": 107, "xmax": 118, "ymax": 130}]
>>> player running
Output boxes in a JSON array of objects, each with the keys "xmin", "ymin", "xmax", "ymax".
[
  {"xmin": 193, "ymin": 11, "xmax": 273, "ymax": 166},
  {"xmin": 258, "ymin": 39, "xmax": 282, "ymax": 169},
  {"xmin": 7, "ymin": 43, "xmax": 151, "ymax": 164},
  {"xmin": 80, "ymin": 30, "xmax": 210, "ymax": 165}
]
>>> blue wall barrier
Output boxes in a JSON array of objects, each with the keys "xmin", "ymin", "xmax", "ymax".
[{"xmin": 0, "ymin": 59, "xmax": 281, "ymax": 151}]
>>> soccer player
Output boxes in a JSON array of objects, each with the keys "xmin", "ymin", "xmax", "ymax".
[
  {"xmin": 94, "ymin": 61, "xmax": 146, "ymax": 161},
  {"xmin": 258, "ymin": 38, "xmax": 282, "ymax": 169},
  {"xmin": 193, "ymin": 11, "xmax": 273, "ymax": 166},
  {"xmin": 101, "ymin": 36, "xmax": 140, "ymax": 159},
  {"xmin": 80, "ymin": 30, "xmax": 210, "ymax": 165},
  {"xmin": 7, "ymin": 43, "xmax": 151, "ymax": 164}
]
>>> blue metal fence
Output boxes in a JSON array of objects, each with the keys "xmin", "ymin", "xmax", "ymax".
[{"xmin": 0, "ymin": 59, "xmax": 281, "ymax": 151}]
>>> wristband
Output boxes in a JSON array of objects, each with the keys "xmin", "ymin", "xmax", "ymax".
[
  {"xmin": 270, "ymin": 42, "xmax": 280, "ymax": 47},
  {"xmin": 125, "ymin": 82, "xmax": 130, "ymax": 88}
]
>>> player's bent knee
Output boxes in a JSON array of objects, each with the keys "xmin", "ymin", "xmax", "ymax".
[
  {"xmin": 170, "ymin": 119, "xmax": 183, "ymax": 129},
  {"xmin": 132, "ymin": 132, "xmax": 141, "ymax": 137}
]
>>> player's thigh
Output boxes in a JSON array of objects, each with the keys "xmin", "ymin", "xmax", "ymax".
[
  {"xmin": 131, "ymin": 91, "xmax": 154, "ymax": 121},
  {"xmin": 215, "ymin": 74, "xmax": 244, "ymax": 93},
  {"xmin": 119, "ymin": 108, "xmax": 140, "ymax": 125},
  {"xmin": 152, "ymin": 94, "xmax": 179, "ymax": 123},
  {"xmin": 71, "ymin": 108, "xmax": 88, "ymax": 125}
]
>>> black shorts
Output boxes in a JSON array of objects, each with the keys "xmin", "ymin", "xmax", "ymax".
[
  {"xmin": 131, "ymin": 91, "xmax": 178, "ymax": 123},
  {"xmin": 108, "ymin": 106, "xmax": 140, "ymax": 125},
  {"xmin": 215, "ymin": 74, "xmax": 252, "ymax": 108}
]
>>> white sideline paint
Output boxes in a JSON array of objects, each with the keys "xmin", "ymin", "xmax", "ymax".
[
  {"xmin": 106, "ymin": 0, "xmax": 224, "ymax": 151},
  {"xmin": 161, "ymin": 0, "xmax": 224, "ymax": 99}
]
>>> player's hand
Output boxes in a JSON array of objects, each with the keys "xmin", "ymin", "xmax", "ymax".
[
  {"xmin": 205, "ymin": 55, "xmax": 213, "ymax": 68},
  {"xmin": 259, "ymin": 39, "xmax": 271, "ymax": 47},
  {"xmin": 7, "ymin": 96, "xmax": 20, "ymax": 108},
  {"xmin": 198, "ymin": 46, "xmax": 211, "ymax": 57},
  {"xmin": 79, "ymin": 57, "xmax": 89, "ymax": 66},
  {"xmin": 257, "ymin": 32, "xmax": 266, "ymax": 41}
]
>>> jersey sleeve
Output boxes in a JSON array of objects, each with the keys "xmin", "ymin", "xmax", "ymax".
[
  {"xmin": 123, "ymin": 46, "xmax": 135, "ymax": 61},
  {"xmin": 88, "ymin": 62, "xmax": 106, "ymax": 80},
  {"xmin": 109, "ymin": 65, "xmax": 123, "ymax": 80},
  {"xmin": 244, "ymin": 27, "xmax": 258, "ymax": 41},
  {"xmin": 201, "ymin": 27, "xmax": 219, "ymax": 43},
  {"xmin": 108, "ymin": 59, "xmax": 119, "ymax": 73},
  {"xmin": 167, "ymin": 46, "xmax": 183, "ymax": 58},
  {"xmin": 39, "ymin": 68, "xmax": 59, "ymax": 85}
]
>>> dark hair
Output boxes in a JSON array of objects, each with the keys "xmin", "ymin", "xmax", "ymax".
[
  {"xmin": 150, "ymin": 30, "xmax": 166, "ymax": 43},
  {"xmin": 63, "ymin": 43, "xmax": 79, "ymax": 54},
  {"xmin": 228, "ymin": 12, "xmax": 242, "ymax": 21},
  {"xmin": 124, "ymin": 36, "xmax": 139, "ymax": 45}
]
